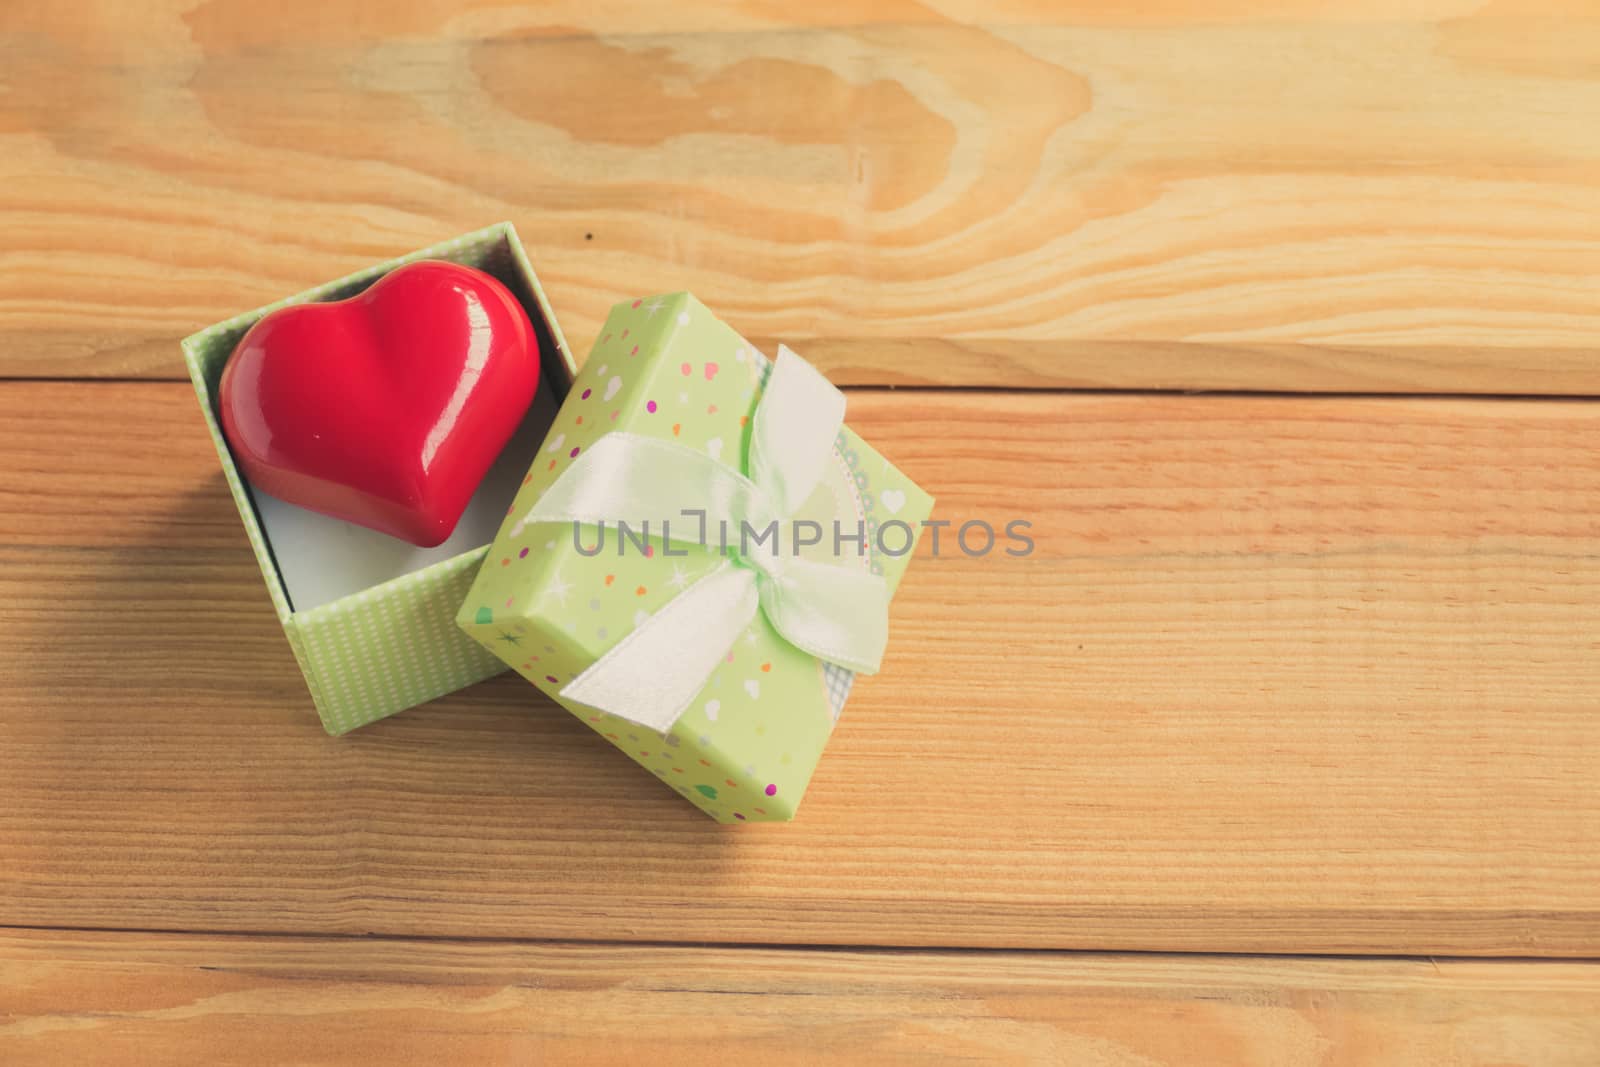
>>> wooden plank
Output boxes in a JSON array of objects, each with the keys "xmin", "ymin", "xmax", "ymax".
[
  {"xmin": 3, "ymin": 3, "xmax": 1600, "ymax": 390},
  {"xmin": 3, "ymin": 930, "xmax": 1599, "ymax": 1066},
  {"xmin": 1, "ymin": 382, "xmax": 1599, "ymax": 953}
]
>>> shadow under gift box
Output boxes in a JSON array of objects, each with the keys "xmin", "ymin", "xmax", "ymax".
[
  {"xmin": 181, "ymin": 223, "xmax": 577, "ymax": 734},
  {"xmin": 457, "ymin": 293, "xmax": 934, "ymax": 823}
]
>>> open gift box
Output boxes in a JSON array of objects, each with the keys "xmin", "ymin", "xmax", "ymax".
[{"xmin": 181, "ymin": 223, "xmax": 577, "ymax": 734}]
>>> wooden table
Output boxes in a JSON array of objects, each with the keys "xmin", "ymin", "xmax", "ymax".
[{"xmin": 3, "ymin": 3, "xmax": 1599, "ymax": 1063}]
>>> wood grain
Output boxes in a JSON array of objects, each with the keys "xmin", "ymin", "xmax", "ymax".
[
  {"xmin": 2, "ymin": 931, "xmax": 1598, "ymax": 1067},
  {"xmin": 2, "ymin": 381, "xmax": 1598, "ymax": 954},
  {"xmin": 4, "ymin": 3, "xmax": 1600, "ymax": 390}
]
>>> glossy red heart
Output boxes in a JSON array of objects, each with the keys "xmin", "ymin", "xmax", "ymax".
[{"xmin": 220, "ymin": 260, "xmax": 540, "ymax": 547}]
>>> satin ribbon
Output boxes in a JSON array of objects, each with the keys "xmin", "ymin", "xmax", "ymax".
[{"xmin": 518, "ymin": 346, "xmax": 889, "ymax": 732}]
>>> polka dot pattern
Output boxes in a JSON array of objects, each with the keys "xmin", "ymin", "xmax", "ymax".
[{"xmin": 459, "ymin": 292, "xmax": 934, "ymax": 822}]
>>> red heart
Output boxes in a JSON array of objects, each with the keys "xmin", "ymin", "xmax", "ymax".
[{"xmin": 220, "ymin": 261, "xmax": 540, "ymax": 547}]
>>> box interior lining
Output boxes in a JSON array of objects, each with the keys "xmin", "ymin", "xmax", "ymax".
[{"xmin": 190, "ymin": 230, "xmax": 573, "ymax": 615}]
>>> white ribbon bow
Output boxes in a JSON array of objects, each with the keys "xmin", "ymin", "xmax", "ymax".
[{"xmin": 520, "ymin": 346, "xmax": 889, "ymax": 732}]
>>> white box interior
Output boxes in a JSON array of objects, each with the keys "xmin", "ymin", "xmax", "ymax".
[{"xmin": 248, "ymin": 379, "xmax": 561, "ymax": 613}]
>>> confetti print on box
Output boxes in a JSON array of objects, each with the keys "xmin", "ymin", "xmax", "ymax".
[{"xmin": 458, "ymin": 291, "xmax": 932, "ymax": 820}]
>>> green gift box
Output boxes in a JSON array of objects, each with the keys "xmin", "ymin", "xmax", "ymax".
[
  {"xmin": 457, "ymin": 293, "xmax": 933, "ymax": 822},
  {"xmin": 182, "ymin": 224, "xmax": 577, "ymax": 734}
]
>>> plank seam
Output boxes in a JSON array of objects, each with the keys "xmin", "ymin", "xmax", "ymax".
[
  {"xmin": 1, "ymin": 923, "xmax": 1595, "ymax": 964},
  {"xmin": 10, "ymin": 375, "xmax": 1600, "ymax": 402}
]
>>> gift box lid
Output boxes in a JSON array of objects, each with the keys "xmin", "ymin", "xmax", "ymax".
[{"xmin": 459, "ymin": 292, "xmax": 933, "ymax": 820}]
